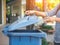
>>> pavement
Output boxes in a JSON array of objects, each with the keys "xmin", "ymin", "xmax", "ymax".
[{"xmin": 0, "ymin": 26, "xmax": 9, "ymax": 45}]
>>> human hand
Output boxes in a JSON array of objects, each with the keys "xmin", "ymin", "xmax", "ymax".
[
  {"xmin": 44, "ymin": 17, "xmax": 55, "ymax": 23},
  {"xmin": 25, "ymin": 10, "xmax": 35, "ymax": 15}
]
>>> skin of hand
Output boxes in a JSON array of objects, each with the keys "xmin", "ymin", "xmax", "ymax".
[
  {"xmin": 25, "ymin": 10, "xmax": 46, "ymax": 18},
  {"xmin": 25, "ymin": 10, "xmax": 35, "ymax": 15},
  {"xmin": 25, "ymin": 3, "xmax": 60, "ymax": 16},
  {"xmin": 44, "ymin": 17, "xmax": 56, "ymax": 23}
]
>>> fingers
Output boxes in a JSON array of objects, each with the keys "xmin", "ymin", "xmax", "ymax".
[
  {"xmin": 44, "ymin": 19, "xmax": 50, "ymax": 23},
  {"xmin": 25, "ymin": 10, "xmax": 35, "ymax": 16},
  {"xmin": 44, "ymin": 17, "xmax": 51, "ymax": 23},
  {"xmin": 44, "ymin": 17, "xmax": 54, "ymax": 23},
  {"xmin": 25, "ymin": 11, "xmax": 30, "ymax": 15}
]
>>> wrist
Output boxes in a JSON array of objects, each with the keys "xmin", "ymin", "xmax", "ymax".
[
  {"xmin": 53, "ymin": 17, "xmax": 56, "ymax": 21},
  {"xmin": 33, "ymin": 10, "xmax": 36, "ymax": 14},
  {"xmin": 29, "ymin": 10, "xmax": 36, "ymax": 15}
]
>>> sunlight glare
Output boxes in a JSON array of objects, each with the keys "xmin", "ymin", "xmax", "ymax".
[{"xmin": 35, "ymin": 0, "xmax": 42, "ymax": 3}]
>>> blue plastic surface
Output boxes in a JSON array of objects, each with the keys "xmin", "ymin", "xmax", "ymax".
[
  {"xmin": 3, "ymin": 15, "xmax": 47, "ymax": 45},
  {"xmin": 3, "ymin": 15, "xmax": 40, "ymax": 31},
  {"xmin": 7, "ymin": 30, "xmax": 46, "ymax": 45},
  {"xmin": 9, "ymin": 36, "xmax": 42, "ymax": 45}
]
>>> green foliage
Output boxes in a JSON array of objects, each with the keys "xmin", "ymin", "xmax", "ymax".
[
  {"xmin": 6, "ymin": 0, "xmax": 10, "ymax": 2},
  {"xmin": 42, "ymin": 38, "xmax": 48, "ymax": 45},
  {"xmin": 42, "ymin": 25, "xmax": 53, "ymax": 30},
  {"xmin": 40, "ymin": 23, "xmax": 53, "ymax": 30}
]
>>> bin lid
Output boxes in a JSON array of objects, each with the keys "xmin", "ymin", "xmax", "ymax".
[{"xmin": 3, "ymin": 15, "xmax": 41, "ymax": 31}]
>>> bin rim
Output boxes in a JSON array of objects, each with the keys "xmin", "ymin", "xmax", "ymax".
[{"xmin": 6, "ymin": 31, "xmax": 47, "ymax": 38}]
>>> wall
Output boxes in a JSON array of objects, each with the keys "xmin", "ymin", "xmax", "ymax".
[
  {"xmin": 0, "ymin": 0, "xmax": 2, "ymax": 24},
  {"xmin": 0, "ymin": 0, "xmax": 6, "ymax": 25},
  {"xmin": 26, "ymin": 0, "xmax": 35, "ymax": 10}
]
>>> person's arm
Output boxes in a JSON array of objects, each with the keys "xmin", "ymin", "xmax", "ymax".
[
  {"xmin": 55, "ymin": 17, "xmax": 60, "ymax": 22},
  {"xmin": 34, "ymin": 3, "xmax": 60, "ymax": 17},
  {"xmin": 34, "ymin": 11, "xmax": 46, "ymax": 17},
  {"xmin": 25, "ymin": 3, "xmax": 60, "ymax": 17},
  {"xmin": 44, "ymin": 17, "xmax": 60, "ymax": 23},
  {"xmin": 46, "ymin": 3, "xmax": 60, "ymax": 16},
  {"xmin": 25, "ymin": 10, "xmax": 46, "ymax": 17}
]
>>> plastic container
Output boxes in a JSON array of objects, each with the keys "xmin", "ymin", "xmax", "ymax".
[
  {"xmin": 3, "ymin": 15, "xmax": 46, "ymax": 45},
  {"xmin": 4, "ymin": 30, "xmax": 46, "ymax": 45}
]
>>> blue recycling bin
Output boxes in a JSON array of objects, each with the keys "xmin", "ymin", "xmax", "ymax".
[
  {"xmin": 3, "ymin": 30, "xmax": 46, "ymax": 45},
  {"xmin": 3, "ymin": 15, "xmax": 47, "ymax": 45}
]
